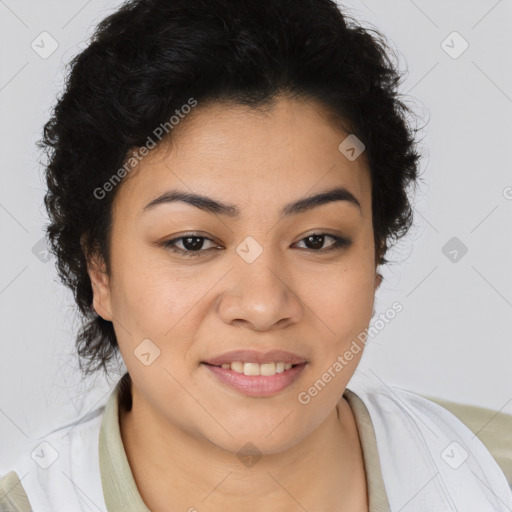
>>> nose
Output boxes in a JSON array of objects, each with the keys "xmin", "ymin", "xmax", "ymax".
[{"xmin": 216, "ymin": 249, "xmax": 303, "ymax": 332}]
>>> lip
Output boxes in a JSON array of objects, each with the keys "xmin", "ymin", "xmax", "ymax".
[
  {"xmin": 203, "ymin": 362, "xmax": 308, "ymax": 397},
  {"xmin": 202, "ymin": 349, "xmax": 308, "ymax": 366}
]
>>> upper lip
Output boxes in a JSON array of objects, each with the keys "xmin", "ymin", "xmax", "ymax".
[{"xmin": 202, "ymin": 349, "xmax": 308, "ymax": 366}]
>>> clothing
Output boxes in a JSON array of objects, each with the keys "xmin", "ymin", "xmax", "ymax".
[
  {"xmin": 425, "ymin": 394, "xmax": 512, "ymax": 487},
  {"xmin": 1, "ymin": 370, "xmax": 511, "ymax": 511}
]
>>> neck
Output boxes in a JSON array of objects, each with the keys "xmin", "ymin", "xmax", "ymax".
[{"xmin": 118, "ymin": 380, "xmax": 368, "ymax": 512}]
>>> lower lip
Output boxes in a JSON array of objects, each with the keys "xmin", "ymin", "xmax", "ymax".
[{"xmin": 202, "ymin": 363, "xmax": 307, "ymax": 397}]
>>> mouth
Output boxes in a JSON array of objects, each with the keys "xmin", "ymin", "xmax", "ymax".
[
  {"xmin": 201, "ymin": 361, "xmax": 308, "ymax": 397},
  {"xmin": 202, "ymin": 361, "xmax": 305, "ymax": 374},
  {"xmin": 201, "ymin": 348, "xmax": 308, "ymax": 368}
]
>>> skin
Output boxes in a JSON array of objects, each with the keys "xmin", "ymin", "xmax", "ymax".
[{"xmin": 87, "ymin": 94, "xmax": 383, "ymax": 512}]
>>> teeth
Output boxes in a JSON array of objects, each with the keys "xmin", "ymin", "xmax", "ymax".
[
  {"xmin": 231, "ymin": 361, "xmax": 244, "ymax": 373},
  {"xmin": 219, "ymin": 361, "xmax": 295, "ymax": 376},
  {"xmin": 244, "ymin": 363, "xmax": 261, "ymax": 376}
]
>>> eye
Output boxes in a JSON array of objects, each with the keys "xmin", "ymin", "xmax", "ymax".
[
  {"xmin": 163, "ymin": 234, "xmax": 220, "ymax": 257},
  {"xmin": 162, "ymin": 232, "xmax": 351, "ymax": 258},
  {"xmin": 292, "ymin": 233, "xmax": 351, "ymax": 252}
]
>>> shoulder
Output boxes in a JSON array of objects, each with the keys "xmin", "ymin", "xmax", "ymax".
[
  {"xmin": 424, "ymin": 394, "xmax": 512, "ymax": 488},
  {"xmin": 0, "ymin": 403, "xmax": 108, "ymax": 512},
  {"xmin": 0, "ymin": 470, "xmax": 31, "ymax": 512},
  {"xmin": 347, "ymin": 371, "xmax": 512, "ymax": 511}
]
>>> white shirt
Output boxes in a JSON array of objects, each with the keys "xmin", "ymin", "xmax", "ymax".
[{"xmin": 1, "ymin": 370, "xmax": 511, "ymax": 511}]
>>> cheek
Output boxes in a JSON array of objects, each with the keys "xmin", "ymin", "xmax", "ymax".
[
  {"xmin": 109, "ymin": 250, "xmax": 214, "ymax": 370},
  {"xmin": 112, "ymin": 240, "xmax": 181, "ymax": 305},
  {"xmin": 114, "ymin": 275, "xmax": 192, "ymax": 339},
  {"xmin": 308, "ymin": 263, "xmax": 375, "ymax": 334},
  {"xmin": 110, "ymin": 267, "xmax": 196, "ymax": 386},
  {"xmin": 107, "ymin": 249, "xmax": 181, "ymax": 342}
]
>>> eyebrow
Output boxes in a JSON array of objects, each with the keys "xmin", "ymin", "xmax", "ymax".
[{"xmin": 141, "ymin": 185, "xmax": 362, "ymax": 218}]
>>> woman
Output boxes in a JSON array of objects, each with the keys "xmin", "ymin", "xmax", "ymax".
[{"xmin": 1, "ymin": 0, "xmax": 511, "ymax": 510}]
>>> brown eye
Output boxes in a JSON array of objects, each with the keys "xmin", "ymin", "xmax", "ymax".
[
  {"xmin": 294, "ymin": 233, "xmax": 351, "ymax": 252},
  {"xmin": 163, "ymin": 235, "xmax": 219, "ymax": 257},
  {"xmin": 162, "ymin": 232, "xmax": 351, "ymax": 258}
]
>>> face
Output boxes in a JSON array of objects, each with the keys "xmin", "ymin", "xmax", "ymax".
[{"xmin": 88, "ymin": 95, "xmax": 381, "ymax": 454}]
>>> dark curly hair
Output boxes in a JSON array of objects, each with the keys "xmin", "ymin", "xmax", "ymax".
[{"xmin": 38, "ymin": 0, "xmax": 425, "ymax": 379}]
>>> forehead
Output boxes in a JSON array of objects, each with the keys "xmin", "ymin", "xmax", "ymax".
[{"xmin": 115, "ymin": 96, "xmax": 371, "ymax": 217}]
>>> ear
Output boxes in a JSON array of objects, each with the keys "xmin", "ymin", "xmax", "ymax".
[{"xmin": 86, "ymin": 251, "xmax": 113, "ymax": 322}]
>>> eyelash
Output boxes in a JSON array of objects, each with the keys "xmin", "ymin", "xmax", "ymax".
[{"xmin": 162, "ymin": 233, "xmax": 351, "ymax": 258}]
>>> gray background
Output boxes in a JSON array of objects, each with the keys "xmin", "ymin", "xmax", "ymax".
[{"xmin": 1, "ymin": 0, "xmax": 511, "ymax": 468}]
